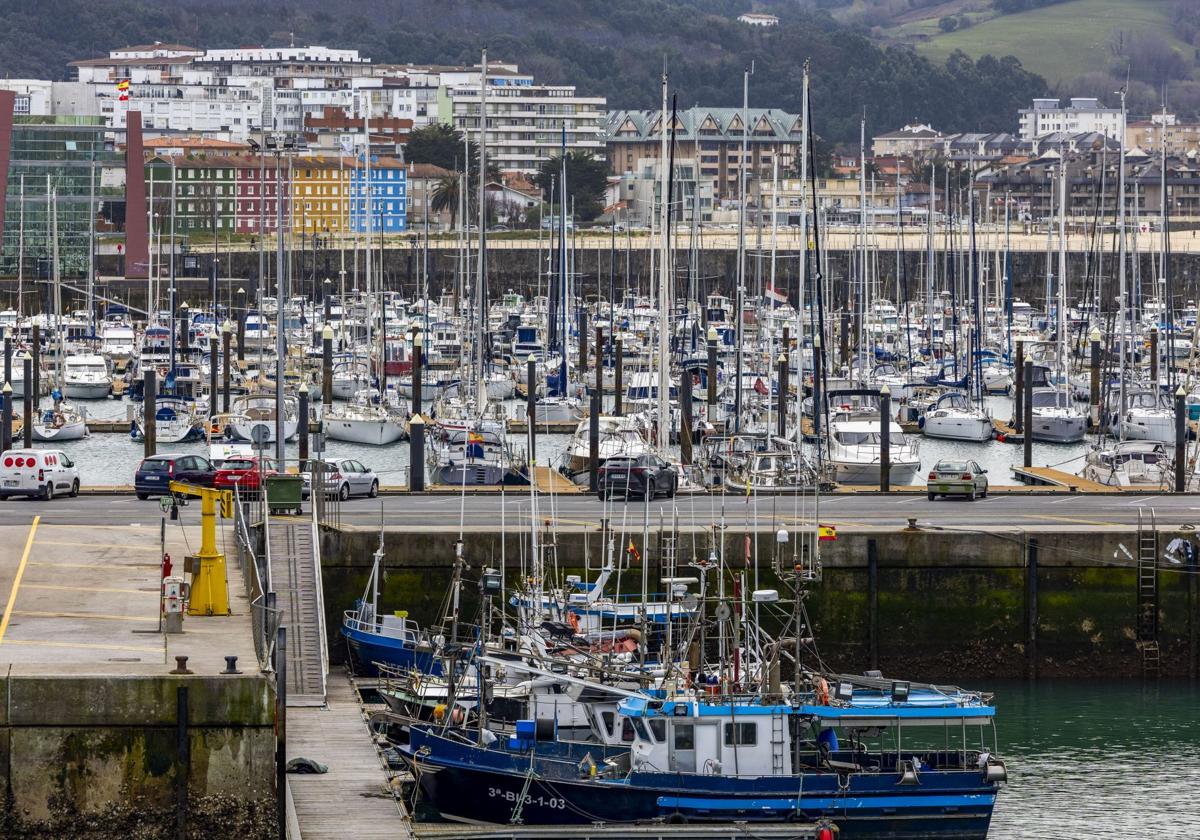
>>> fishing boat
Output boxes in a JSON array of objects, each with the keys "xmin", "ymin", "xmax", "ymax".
[{"xmin": 341, "ymin": 542, "xmax": 442, "ymax": 678}]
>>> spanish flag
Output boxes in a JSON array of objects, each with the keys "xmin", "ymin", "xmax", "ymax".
[
  {"xmin": 818, "ymin": 524, "xmax": 837, "ymax": 542},
  {"xmin": 117, "ymin": 79, "xmax": 130, "ymax": 102},
  {"xmin": 627, "ymin": 539, "xmax": 641, "ymax": 563}
]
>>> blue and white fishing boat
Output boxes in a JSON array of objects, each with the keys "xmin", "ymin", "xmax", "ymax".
[
  {"xmin": 341, "ymin": 541, "xmax": 441, "ymax": 677},
  {"xmin": 400, "ymin": 672, "xmax": 1005, "ymax": 837}
]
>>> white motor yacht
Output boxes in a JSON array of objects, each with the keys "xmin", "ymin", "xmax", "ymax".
[{"xmin": 62, "ymin": 354, "xmax": 112, "ymax": 399}]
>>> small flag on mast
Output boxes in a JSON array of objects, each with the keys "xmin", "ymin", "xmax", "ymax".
[
  {"xmin": 818, "ymin": 524, "xmax": 837, "ymax": 542},
  {"xmin": 116, "ymin": 79, "xmax": 130, "ymax": 102}
]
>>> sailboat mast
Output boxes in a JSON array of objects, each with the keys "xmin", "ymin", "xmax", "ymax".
[
  {"xmin": 477, "ymin": 49, "xmax": 489, "ymax": 408},
  {"xmin": 1117, "ymin": 88, "xmax": 1128, "ymax": 436},
  {"xmin": 657, "ymin": 70, "xmax": 671, "ymax": 451},
  {"xmin": 794, "ymin": 62, "xmax": 808, "ymax": 444}
]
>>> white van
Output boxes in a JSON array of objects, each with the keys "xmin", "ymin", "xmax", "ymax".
[{"xmin": 0, "ymin": 449, "xmax": 80, "ymax": 500}]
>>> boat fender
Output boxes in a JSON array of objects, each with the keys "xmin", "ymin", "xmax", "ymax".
[
  {"xmin": 433, "ymin": 703, "xmax": 446, "ymax": 721},
  {"xmin": 917, "ymin": 416, "xmax": 925, "ymax": 429},
  {"xmin": 567, "ymin": 611, "xmax": 580, "ymax": 633},
  {"xmin": 818, "ymin": 827, "xmax": 835, "ymax": 840},
  {"xmin": 815, "ymin": 677, "xmax": 830, "ymax": 706}
]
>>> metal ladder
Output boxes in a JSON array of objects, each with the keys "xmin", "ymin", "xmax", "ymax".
[
  {"xmin": 1136, "ymin": 508, "xmax": 1160, "ymax": 678},
  {"xmin": 770, "ymin": 711, "xmax": 786, "ymax": 775}
]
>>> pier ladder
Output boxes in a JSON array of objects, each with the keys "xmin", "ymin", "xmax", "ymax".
[{"xmin": 1136, "ymin": 508, "xmax": 1160, "ymax": 678}]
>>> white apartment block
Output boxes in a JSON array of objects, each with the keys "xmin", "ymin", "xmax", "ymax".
[
  {"xmin": 1018, "ymin": 98, "xmax": 1123, "ymax": 141},
  {"xmin": 447, "ymin": 79, "xmax": 606, "ymax": 175}
]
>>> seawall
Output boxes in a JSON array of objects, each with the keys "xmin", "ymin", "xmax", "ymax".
[{"xmin": 315, "ymin": 524, "xmax": 1199, "ymax": 681}]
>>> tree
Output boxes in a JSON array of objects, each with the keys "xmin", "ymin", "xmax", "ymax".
[
  {"xmin": 405, "ymin": 123, "xmax": 500, "ymax": 181},
  {"xmin": 430, "ymin": 174, "xmax": 462, "ymax": 228},
  {"xmin": 938, "ymin": 16, "xmax": 958, "ymax": 33},
  {"xmin": 533, "ymin": 151, "xmax": 609, "ymax": 222}
]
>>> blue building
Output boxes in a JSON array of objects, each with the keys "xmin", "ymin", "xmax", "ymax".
[{"xmin": 349, "ymin": 155, "xmax": 407, "ymax": 233}]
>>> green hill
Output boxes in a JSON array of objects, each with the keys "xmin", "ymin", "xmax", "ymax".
[{"xmin": 891, "ymin": 0, "xmax": 1192, "ymax": 86}]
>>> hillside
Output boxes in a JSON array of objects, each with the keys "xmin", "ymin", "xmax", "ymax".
[
  {"xmin": 0, "ymin": 0, "xmax": 1047, "ymax": 142},
  {"xmin": 871, "ymin": 0, "xmax": 1200, "ymax": 115}
]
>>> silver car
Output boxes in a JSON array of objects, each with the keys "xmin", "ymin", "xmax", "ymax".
[
  {"xmin": 926, "ymin": 459, "xmax": 988, "ymax": 501},
  {"xmin": 301, "ymin": 458, "xmax": 379, "ymax": 500}
]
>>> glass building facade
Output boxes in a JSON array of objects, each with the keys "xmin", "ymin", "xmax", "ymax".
[{"xmin": 0, "ymin": 117, "xmax": 123, "ymax": 281}]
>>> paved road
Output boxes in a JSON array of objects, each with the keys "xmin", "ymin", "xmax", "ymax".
[{"xmin": 6, "ymin": 491, "xmax": 1200, "ymax": 530}]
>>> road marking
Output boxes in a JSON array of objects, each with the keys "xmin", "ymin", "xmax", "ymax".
[
  {"xmin": 13, "ymin": 609, "xmax": 157, "ymax": 623},
  {"xmin": 33, "ymin": 540, "xmax": 159, "ymax": 553},
  {"xmin": 1126, "ymin": 496, "xmax": 1155, "ymax": 505},
  {"xmin": 897, "ymin": 498, "xmax": 925, "ymax": 505},
  {"xmin": 22, "ymin": 583, "xmax": 158, "ymax": 596},
  {"xmin": 0, "ymin": 516, "xmax": 40, "ymax": 646},
  {"xmin": 1025, "ymin": 514, "xmax": 1122, "ymax": 527},
  {"xmin": 0, "ymin": 638, "xmax": 162, "ymax": 653}
]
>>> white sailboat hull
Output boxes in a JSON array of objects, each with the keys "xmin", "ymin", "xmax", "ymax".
[
  {"xmin": 324, "ymin": 416, "xmax": 405, "ymax": 445},
  {"xmin": 31, "ymin": 421, "xmax": 87, "ymax": 442}
]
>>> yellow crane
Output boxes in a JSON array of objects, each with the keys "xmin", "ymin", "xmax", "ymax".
[{"xmin": 168, "ymin": 481, "xmax": 234, "ymax": 616}]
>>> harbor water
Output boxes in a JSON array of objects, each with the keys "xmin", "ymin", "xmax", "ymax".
[
  {"xmin": 41, "ymin": 393, "xmax": 1093, "ymax": 487},
  {"xmin": 987, "ymin": 680, "xmax": 1200, "ymax": 838}
]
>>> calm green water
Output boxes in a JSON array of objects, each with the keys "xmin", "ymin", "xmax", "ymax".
[{"xmin": 988, "ymin": 680, "xmax": 1200, "ymax": 838}]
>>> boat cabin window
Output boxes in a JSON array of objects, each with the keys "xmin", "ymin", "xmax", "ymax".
[
  {"xmin": 600, "ymin": 711, "xmax": 615, "ymax": 738},
  {"xmin": 724, "ymin": 722, "xmax": 757, "ymax": 746},
  {"xmin": 1031, "ymin": 391, "xmax": 1070, "ymax": 409},
  {"xmin": 632, "ymin": 718, "xmax": 652, "ymax": 742},
  {"xmin": 621, "ymin": 719, "xmax": 635, "ymax": 742},
  {"xmin": 674, "ymin": 723, "xmax": 694, "ymax": 750},
  {"xmin": 648, "ymin": 719, "xmax": 666, "ymax": 742}
]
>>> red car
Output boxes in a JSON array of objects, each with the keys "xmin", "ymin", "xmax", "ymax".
[{"xmin": 212, "ymin": 457, "xmax": 278, "ymax": 494}]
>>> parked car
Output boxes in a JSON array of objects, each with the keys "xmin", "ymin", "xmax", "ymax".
[
  {"xmin": 300, "ymin": 458, "xmax": 379, "ymax": 500},
  {"xmin": 0, "ymin": 449, "xmax": 79, "ymax": 500},
  {"xmin": 927, "ymin": 459, "xmax": 988, "ymax": 501},
  {"xmin": 135, "ymin": 453, "xmax": 216, "ymax": 500},
  {"xmin": 597, "ymin": 454, "xmax": 677, "ymax": 500},
  {"xmin": 213, "ymin": 456, "xmax": 278, "ymax": 495}
]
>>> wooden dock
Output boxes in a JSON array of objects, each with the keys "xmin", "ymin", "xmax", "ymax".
[
  {"xmin": 287, "ymin": 671, "xmax": 413, "ymax": 840},
  {"xmin": 1011, "ymin": 465, "xmax": 1114, "ymax": 492},
  {"xmin": 533, "ymin": 465, "xmax": 581, "ymax": 494}
]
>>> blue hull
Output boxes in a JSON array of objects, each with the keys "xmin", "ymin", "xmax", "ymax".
[
  {"xmin": 341, "ymin": 623, "xmax": 442, "ymax": 678},
  {"xmin": 401, "ymin": 728, "xmax": 996, "ymax": 838}
]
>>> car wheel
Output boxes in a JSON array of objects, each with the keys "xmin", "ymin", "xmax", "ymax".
[
  {"xmin": 0, "ymin": 495, "xmax": 7, "ymax": 501},
  {"xmin": 368, "ymin": 480, "xmax": 378, "ymax": 498},
  {"xmin": 137, "ymin": 493, "xmax": 148, "ymax": 501},
  {"xmin": 980, "ymin": 485, "xmax": 988, "ymax": 499},
  {"xmin": 928, "ymin": 492, "xmax": 935, "ymax": 501},
  {"xmin": 43, "ymin": 483, "xmax": 53, "ymax": 501},
  {"xmin": 339, "ymin": 482, "xmax": 350, "ymax": 501},
  {"xmin": 967, "ymin": 488, "xmax": 976, "ymax": 502},
  {"xmin": 70, "ymin": 479, "xmax": 79, "ymax": 498}
]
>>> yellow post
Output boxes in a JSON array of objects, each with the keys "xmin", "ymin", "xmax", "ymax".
[{"xmin": 169, "ymin": 481, "xmax": 234, "ymax": 616}]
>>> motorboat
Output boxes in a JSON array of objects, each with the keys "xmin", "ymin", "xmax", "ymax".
[
  {"xmin": 62, "ymin": 354, "xmax": 111, "ymax": 399},
  {"xmin": 558, "ymin": 415, "xmax": 650, "ymax": 486},
  {"xmin": 828, "ymin": 412, "xmax": 921, "ymax": 485},
  {"xmin": 919, "ymin": 391, "xmax": 993, "ymax": 442},
  {"xmin": 227, "ymin": 392, "xmax": 299, "ymax": 443}
]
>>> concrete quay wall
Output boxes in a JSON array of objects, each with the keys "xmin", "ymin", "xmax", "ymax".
[
  {"xmin": 0, "ymin": 672, "xmax": 276, "ymax": 840},
  {"xmin": 317, "ymin": 525, "xmax": 1199, "ymax": 681}
]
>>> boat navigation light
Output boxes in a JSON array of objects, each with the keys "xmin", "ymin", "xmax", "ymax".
[{"xmin": 891, "ymin": 680, "xmax": 910, "ymax": 702}]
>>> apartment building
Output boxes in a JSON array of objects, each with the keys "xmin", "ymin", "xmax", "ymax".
[
  {"xmin": 1018, "ymin": 98, "xmax": 1123, "ymax": 141},
  {"xmin": 605, "ymin": 107, "xmax": 802, "ymax": 201}
]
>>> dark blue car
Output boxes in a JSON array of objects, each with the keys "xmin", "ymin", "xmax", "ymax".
[{"xmin": 135, "ymin": 453, "xmax": 216, "ymax": 500}]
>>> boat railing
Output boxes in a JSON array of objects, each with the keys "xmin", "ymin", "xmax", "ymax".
[{"xmin": 232, "ymin": 484, "xmax": 279, "ymax": 672}]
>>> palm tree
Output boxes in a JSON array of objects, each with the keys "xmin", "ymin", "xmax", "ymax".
[{"xmin": 430, "ymin": 174, "xmax": 461, "ymax": 228}]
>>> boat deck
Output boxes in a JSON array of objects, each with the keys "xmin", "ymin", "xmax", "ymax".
[{"xmin": 287, "ymin": 670, "xmax": 413, "ymax": 840}]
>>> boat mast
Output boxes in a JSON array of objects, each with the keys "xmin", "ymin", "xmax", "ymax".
[
  {"xmin": 794, "ymin": 62, "xmax": 808, "ymax": 445},
  {"xmin": 656, "ymin": 68, "xmax": 671, "ymax": 451},
  {"xmin": 1058, "ymin": 148, "xmax": 1068, "ymax": 393},
  {"xmin": 734, "ymin": 63, "xmax": 752, "ymax": 432},
  {"xmin": 1117, "ymin": 87, "xmax": 1128, "ymax": 438},
  {"xmin": 16, "ymin": 175, "xmax": 23, "ymax": 318},
  {"xmin": 476, "ymin": 49, "xmax": 489, "ymax": 410}
]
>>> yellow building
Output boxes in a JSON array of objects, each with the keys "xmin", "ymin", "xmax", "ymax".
[{"xmin": 291, "ymin": 155, "xmax": 353, "ymax": 234}]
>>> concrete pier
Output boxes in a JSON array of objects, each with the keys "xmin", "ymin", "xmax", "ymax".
[{"xmin": 0, "ymin": 514, "xmax": 276, "ymax": 837}]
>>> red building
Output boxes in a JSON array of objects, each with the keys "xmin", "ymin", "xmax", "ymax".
[{"xmin": 234, "ymin": 156, "xmax": 292, "ymax": 236}]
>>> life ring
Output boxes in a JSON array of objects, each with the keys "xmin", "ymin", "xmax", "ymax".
[{"xmin": 815, "ymin": 677, "xmax": 830, "ymax": 706}]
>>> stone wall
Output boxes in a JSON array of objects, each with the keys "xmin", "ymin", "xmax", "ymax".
[
  {"xmin": 0, "ymin": 673, "xmax": 276, "ymax": 839},
  {"xmin": 317, "ymin": 525, "xmax": 1200, "ymax": 681}
]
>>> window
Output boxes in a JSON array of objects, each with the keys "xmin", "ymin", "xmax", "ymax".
[
  {"xmin": 724, "ymin": 722, "xmax": 757, "ymax": 746},
  {"xmin": 620, "ymin": 719, "xmax": 635, "ymax": 743},
  {"xmin": 674, "ymin": 723, "xmax": 694, "ymax": 750},
  {"xmin": 648, "ymin": 719, "xmax": 666, "ymax": 742},
  {"xmin": 601, "ymin": 711, "xmax": 615, "ymax": 737}
]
